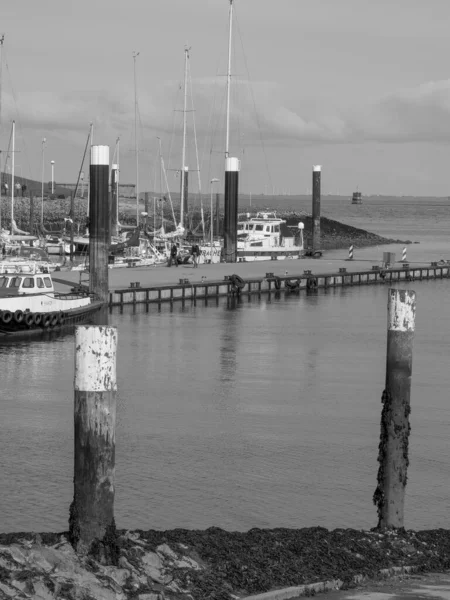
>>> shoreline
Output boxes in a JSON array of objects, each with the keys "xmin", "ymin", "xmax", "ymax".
[{"xmin": 1, "ymin": 526, "xmax": 450, "ymax": 599}]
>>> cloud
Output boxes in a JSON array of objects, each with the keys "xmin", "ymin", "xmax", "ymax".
[
  {"xmin": 240, "ymin": 78, "xmax": 450, "ymax": 145},
  {"xmin": 354, "ymin": 79, "xmax": 450, "ymax": 143},
  {"xmin": 4, "ymin": 76, "xmax": 450, "ymax": 148}
]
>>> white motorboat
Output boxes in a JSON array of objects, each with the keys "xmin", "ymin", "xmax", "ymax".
[
  {"xmin": 0, "ymin": 261, "xmax": 103, "ymax": 337},
  {"xmin": 236, "ymin": 212, "xmax": 304, "ymax": 261}
]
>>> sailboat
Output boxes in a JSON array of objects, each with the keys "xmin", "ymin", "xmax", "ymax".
[
  {"xmin": 1, "ymin": 121, "xmax": 38, "ymax": 246},
  {"xmin": 205, "ymin": 0, "xmax": 305, "ymax": 263}
]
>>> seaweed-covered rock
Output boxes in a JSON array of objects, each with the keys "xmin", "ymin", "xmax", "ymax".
[{"xmin": 0, "ymin": 527, "xmax": 450, "ymax": 599}]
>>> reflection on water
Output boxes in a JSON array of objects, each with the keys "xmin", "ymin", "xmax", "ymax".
[{"xmin": 1, "ymin": 280, "xmax": 450, "ymax": 533}]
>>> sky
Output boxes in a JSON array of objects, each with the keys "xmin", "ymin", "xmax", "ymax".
[{"xmin": 1, "ymin": 0, "xmax": 450, "ymax": 197}]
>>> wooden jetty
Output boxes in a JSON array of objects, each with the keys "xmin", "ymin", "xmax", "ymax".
[
  {"xmin": 53, "ymin": 257, "xmax": 449, "ymax": 309},
  {"xmin": 107, "ymin": 263, "xmax": 447, "ymax": 308}
]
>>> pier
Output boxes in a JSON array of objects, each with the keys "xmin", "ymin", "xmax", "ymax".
[
  {"xmin": 53, "ymin": 247, "xmax": 449, "ymax": 309},
  {"xmin": 107, "ymin": 263, "xmax": 446, "ymax": 309}
]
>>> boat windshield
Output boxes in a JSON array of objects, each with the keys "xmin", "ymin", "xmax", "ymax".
[
  {"xmin": 9, "ymin": 277, "xmax": 22, "ymax": 288},
  {"xmin": 0, "ymin": 277, "xmax": 8, "ymax": 287}
]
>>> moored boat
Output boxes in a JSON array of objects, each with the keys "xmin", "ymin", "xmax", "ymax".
[
  {"xmin": 0, "ymin": 261, "xmax": 103, "ymax": 337},
  {"xmin": 236, "ymin": 212, "xmax": 304, "ymax": 261}
]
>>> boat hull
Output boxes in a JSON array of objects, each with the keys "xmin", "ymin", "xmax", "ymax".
[
  {"xmin": 0, "ymin": 301, "xmax": 104, "ymax": 338},
  {"xmin": 237, "ymin": 249, "xmax": 304, "ymax": 262}
]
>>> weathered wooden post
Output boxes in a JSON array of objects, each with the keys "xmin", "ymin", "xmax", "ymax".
[
  {"xmin": 89, "ymin": 145, "xmax": 110, "ymax": 305},
  {"xmin": 223, "ymin": 157, "xmax": 240, "ymax": 262},
  {"xmin": 312, "ymin": 165, "xmax": 321, "ymax": 252},
  {"xmin": 69, "ymin": 325, "xmax": 118, "ymax": 562},
  {"xmin": 373, "ymin": 288, "xmax": 416, "ymax": 529}
]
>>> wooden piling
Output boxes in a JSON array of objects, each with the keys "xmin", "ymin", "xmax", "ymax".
[
  {"xmin": 110, "ymin": 164, "xmax": 119, "ymax": 238},
  {"xmin": 312, "ymin": 165, "xmax": 321, "ymax": 252},
  {"xmin": 373, "ymin": 288, "xmax": 416, "ymax": 529},
  {"xmin": 223, "ymin": 157, "xmax": 240, "ymax": 263},
  {"xmin": 89, "ymin": 146, "xmax": 110, "ymax": 305},
  {"xmin": 69, "ymin": 325, "xmax": 118, "ymax": 562}
]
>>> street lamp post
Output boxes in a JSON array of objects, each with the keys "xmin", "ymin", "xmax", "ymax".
[
  {"xmin": 41, "ymin": 138, "xmax": 46, "ymax": 226},
  {"xmin": 51, "ymin": 160, "xmax": 55, "ymax": 194},
  {"xmin": 210, "ymin": 178, "xmax": 220, "ymax": 260}
]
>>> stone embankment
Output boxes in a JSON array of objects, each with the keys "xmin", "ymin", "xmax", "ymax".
[
  {"xmin": 1, "ymin": 198, "xmax": 405, "ymax": 252},
  {"xmin": 284, "ymin": 214, "xmax": 406, "ymax": 250},
  {"xmin": 1, "ymin": 527, "xmax": 450, "ymax": 600}
]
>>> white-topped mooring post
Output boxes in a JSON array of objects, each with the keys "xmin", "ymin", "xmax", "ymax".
[
  {"xmin": 373, "ymin": 288, "xmax": 416, "ymax": 529},
  {"xmin": 69, "ymin": 325, "xmax": 118, "ymax": 559},
  {"xmin": 312, "ymin": 165, "xmax": 321, "ymax": 252},
  {"xmin": 223, "ymin": 157, "xmax": 240, "ymax": 263},
  {"xmin": 110, "ymin": 163, "xmax": 119, "ymax": 238},
  {"xmin": 89, "ymin": 146, "xmax": 110, "ymax": 306}
]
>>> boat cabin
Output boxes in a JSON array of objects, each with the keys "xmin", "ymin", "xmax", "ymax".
[
  {"xmin": 237, "ymin": 212, "xmax": 285, "ymax": 237},
  {"xmin": 236, "ymin": 212, "xmax": 301, "ymax": 250},
  {"xmin": 0, "ymin": 263, "xmax": 54, "ymax": 295}
]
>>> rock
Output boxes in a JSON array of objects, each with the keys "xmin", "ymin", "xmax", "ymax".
[
  {"xmin": 124, "ymin": 532, "xmax": 147, "ymax": 547},
  {"xmin": 0, "ymin": 580, "xmax": 19, "ymax": 598},
  {"xmin": 32, "ymin": 579, "xmax": 55, "ymax": 600},
  {"xmin": 138, "ymin": 594, "xmax": 160, "ymax": 600},
  {"xmin": 156, "ymin": 544, "xmax": 177, "ymax": 560},
  {"xmin": 31, "ymin": 579, "xmax": 55, "ymax": 600},
  {"xmin": 141, "ymin": 552, "xmax": 162, "ymax": 570},
  {"xmin": 126, "ymin": 571, "xmax": 141, "ymax": 591},
  {"xmin": 10, "ymin": 577, "xmax": 30, "ymax": 594},
  {"xmin": 0, "ymin": 545, "xmax": 27, "ymax": 566},
  {"xmin": 174, "ymin": 557, "xmax": 201, "ymax": 570},
  {"xmin": 97, "ymin": 565, "xmax": 130, "ymax": 587},
  {"xmin": 141, "ymin": 552, "xmax": 164, "ymax": 584},
  {"xmin": 118, "ymin": 555, "xmax": 135, "ymax": 571}
]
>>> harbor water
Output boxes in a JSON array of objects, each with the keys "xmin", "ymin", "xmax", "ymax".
[{"xmin": 1, "ymin": 196, "xmax": 450, "ymax": 534}]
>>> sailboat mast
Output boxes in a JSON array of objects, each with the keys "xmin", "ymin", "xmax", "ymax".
[
  {"xmin": 225, "ymin": 0, "xmax": 233, "ymax": 159},
  {"xmin": 0, "ymin": 35, "xmax": 4, "ymax": 143},
  {"xmin": 116, "ymin": 137, "xmax": 120, "ymax": 226},
  {"xmin": 180, "ymin": 45, "xmax": 190, "ymax": 229},
  {"xmin": 86, "ymin": 122, "xmax": 93, "ymax": 217},
  {"xmin": 11, "ymin": 120, "xmax": 14, "ymax": 234},
  {"xmin": 0, "ymin": 35, "xmax": 4, "ymax": 232},
  {"xmin": 133, "ymin": 51, "xmax": 140, "ymax": 226}
]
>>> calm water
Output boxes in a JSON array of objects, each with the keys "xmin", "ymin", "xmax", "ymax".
[{"xmin": 1, "ymin": 197, "xmax": 450, "ymax": 533}]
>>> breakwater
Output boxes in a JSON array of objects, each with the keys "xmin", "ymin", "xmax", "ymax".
[{"xmin": 108, "ymin": 262, "xmax": 448, "ymax": 308}]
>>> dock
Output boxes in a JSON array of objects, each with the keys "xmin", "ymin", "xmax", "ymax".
[{"xmin": 52, "ymin": 243, "xmax": 449, "ymax": 309}]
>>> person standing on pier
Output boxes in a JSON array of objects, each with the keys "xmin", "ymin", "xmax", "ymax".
[
  {"xmin": 168, "ymin": 243, "xmax": 178, "ymax": 267},
  {"xmin": 191, "ymin": 242, "xmax": 200, "ymax": 268}
]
